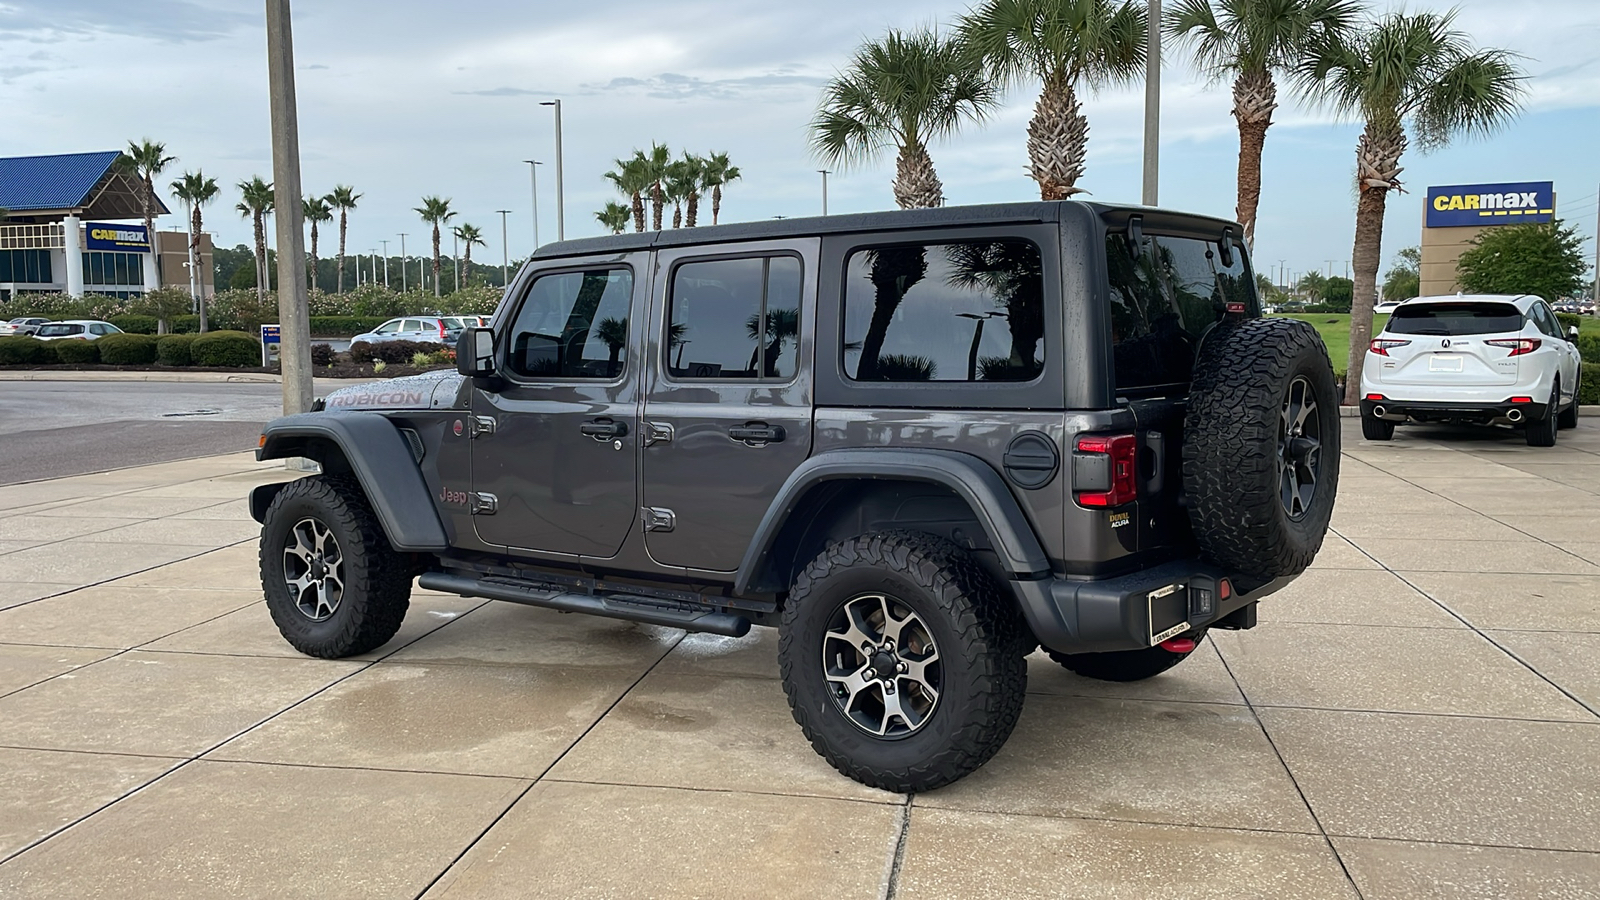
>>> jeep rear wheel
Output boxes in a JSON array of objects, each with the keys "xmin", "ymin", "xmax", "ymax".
[
  {"xmin": 1183, "ymin": 318, "xmax": 1342, "ymax": 578},
  {"xmin": 779, "ymin": 532, "xmax": 1026, "ymax": 793},
  {"xmin": 260, "ymin": 475, "xmax": 411, "ymax": 658}
]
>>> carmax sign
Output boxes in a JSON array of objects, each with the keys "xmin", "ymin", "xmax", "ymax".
[
  {"xmin": 1425, "ymin": 181, "xmax": 1554, "ymax": 228},
  {"xmin": 84, "ymin": 222, "xmax": 150, "ymax": 252}
]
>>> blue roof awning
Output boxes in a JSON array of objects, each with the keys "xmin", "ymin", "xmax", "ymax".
[{"xmin": 0, "ymin": 151, "xmax": 171, "ymax": 217}]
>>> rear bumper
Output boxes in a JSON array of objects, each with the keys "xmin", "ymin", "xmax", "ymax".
[
  {"xmin": 1360, "ymin": 398, "xmax": 1550, "ymax": 425},
  {"xmin": 1011, "ymin": 560, "xmax": 1294, "ymax": 655}
]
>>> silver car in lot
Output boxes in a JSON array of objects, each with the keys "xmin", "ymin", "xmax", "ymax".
[
  {"xmin": 0, "ymin": 317, "xmax": 47, "ymax": 336},
  {"xmin": 350, "ymin": 316, "xmax": 460, "ymax": 346},
  {"xmin": 32, "ymin": 320, "xmax": 124, "ymax": 341}
]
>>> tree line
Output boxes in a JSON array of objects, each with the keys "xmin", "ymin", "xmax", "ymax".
[{"xmin": 595, "ymin": 148, "xmax": 741, "ymax": 234}]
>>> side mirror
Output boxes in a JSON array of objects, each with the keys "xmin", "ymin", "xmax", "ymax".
[
  {"xmin": 1569, "ymin": 325, "xmax": 1581, "ymax": 342},
  {"xmin": 457, "ymin": 327, "xmax": 496, "ymax": 377}
]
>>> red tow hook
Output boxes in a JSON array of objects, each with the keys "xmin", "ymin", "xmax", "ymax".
[{"xmin": 1159, "ymin": 637, "xmax": 1197, "ymax": 654}]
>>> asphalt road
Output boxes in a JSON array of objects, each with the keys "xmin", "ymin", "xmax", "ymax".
[{"xmin": 0, "ymin": 381, "xmax": 333, "ymax": 484}]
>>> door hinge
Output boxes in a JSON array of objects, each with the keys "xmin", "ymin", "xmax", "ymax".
[
  {"xmin": 643, "ymin": 421, "xmax": 674, "ymax": 447},
  {"xmin": 469, "ymin": 416, "xmax": 496, "ymax": 438},
  {"xmin": 471, "ymin": 492, "xmax": 499, "ymax": 515},
  {"xmin": 641, "ymin": 507, "xmax": 676, "ymax": 532}
]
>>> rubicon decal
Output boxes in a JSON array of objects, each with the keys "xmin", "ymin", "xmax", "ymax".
[{"xmin": 324, "ymin": 389, "xmax": 427, "ymax": 409}]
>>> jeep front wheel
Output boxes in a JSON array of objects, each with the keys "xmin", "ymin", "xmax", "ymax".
[
  {"xmin": 778, "ymin": 532, "xmax": 1026, "ymax": 793},
  {"xmin": 260, "ymin": 475, "xmax": 411, "ymax": 658}
]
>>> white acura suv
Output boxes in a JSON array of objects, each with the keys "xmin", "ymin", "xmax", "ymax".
[{"xmin": 1360, "ymin": 294, "xmax": 1583, "ymax": 447}]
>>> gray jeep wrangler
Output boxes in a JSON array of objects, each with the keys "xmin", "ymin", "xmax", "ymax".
[{"xmin": 252, "ymin": 201, "xmax": 1339, "ymax": 792}]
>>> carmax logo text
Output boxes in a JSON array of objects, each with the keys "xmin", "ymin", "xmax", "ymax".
[{"xmin": 1431, "ymin": 191, "xmax": 1554, "ymax": 218}]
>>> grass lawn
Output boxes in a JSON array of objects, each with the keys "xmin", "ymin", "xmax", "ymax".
[{"xmin": 1271, "ymin": 312, "xmax": 1600, "ymax": 376}]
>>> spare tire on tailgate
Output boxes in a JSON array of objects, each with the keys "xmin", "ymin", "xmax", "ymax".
[{"xmin": 1182, "ymin": 318, "xmax": 1340, "ymax": 578}]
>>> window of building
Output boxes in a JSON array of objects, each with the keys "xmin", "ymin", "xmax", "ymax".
[
  {"xmin": 668, "ymin": 256, "xmax": 802, "ymax": 380},
  {"xmin": 0, "ymin": 249, "xmax": 53, "ymax": 284},
  {"xmin": 506, "ymin": 268, "xmax": 633, "ymax": 379},
  {"xmin": 843, "ymin": 240, "xmax": 1045, "ymax": 383},
  {"xmin": 1105, "ymin": 232, "xmax": 1258, "ymax": 395},
  {"xmin": 82, "ymin": 251, "xmax": 144, "ymax": 287}
]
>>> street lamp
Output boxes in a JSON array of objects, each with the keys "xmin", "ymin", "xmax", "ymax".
[
  {"xmin": 523, "ymin": 159, "xmax": 542, "ymax": 248},
  {"xmin": 819, "ymin": 170, "xmax": 830, "ymax": 216},
  {"xmin": 399, "ymin": 233, "xmax": 408, "ymax": 292},
  {"xmin": 539, "ymin": 100, "xmax": 564, "ymax": 241},
  {"xmin": 496, "ymin": 209, "xmax": 512, "ymax": 286},
  {"xmin": 369, "ymin": 250, "xmax": 378, "ymax": 287},
  {"xmin": 379, "ymin": 239, "xmax": 389, "ymax": 289}
]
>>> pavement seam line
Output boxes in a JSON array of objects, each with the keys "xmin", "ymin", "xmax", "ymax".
[
  {"xmin": 0, "ymin": 534, "xmax": 259, "ymax": 616},
  {"xmin": 878, "ymin": 793, "xmax": 914, "ymax": 900}
]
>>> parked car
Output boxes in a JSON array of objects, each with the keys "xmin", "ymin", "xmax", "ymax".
[
  {"xmin": 1360, "ymin": 293, "xmax": 1582, "ymax": 446},
  {"xmin": 1373, "ymin": 300, "xmax": 1406, "ymax": 314},
  {"xmin": 0, "ymin": 317, "xmax": 48, "ymax": 336},
  {"xmin": 254, "ymin": 201, "xmax": 1341, "ymax": 792},
  {"xmin": 32, "ymin": 320, "xmax": 123, "ymax": 341},
  {"xmin": 350, "ymin": 316, "xmax": 459, "ymax": 346},
  {"xmin": 443, "ymin": 315, "xmax": 489, "ymax": 332}
]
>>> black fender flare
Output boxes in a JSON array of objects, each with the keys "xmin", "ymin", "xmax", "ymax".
[
  {"xmin": 251, "ymin": 412, "xmax": 448, "ymax": 552},
  {"xmin": 734, "ymin": 447, "xmax": 1051, "ymax": 596}
]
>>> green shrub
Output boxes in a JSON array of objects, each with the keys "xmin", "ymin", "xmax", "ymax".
[
  {"xmin": 170, "ymin": 315, "xmax": 201, "ymax": 334},
  {"xmin": 1579, "ymin": 364, "xmax": 1600, "ymax": 406},
  {"xmin": 310, "ymin": 343, "xmax": 336, "ymax": 366},
  {"xmin": 1556, "ymin": 312, "xmax": 1584, "ymax": 332},
  {"xmin": 309, "ymin": 316, "xmax": 388, "ymax": 336},
  {"xmin": 1576, "ymin": 334, "xmax": 1600, "ymax": 365},
  {"xmin": 96, "ymin": 333, "xmax": 159, "ymax": 365},
  {"xmin": 191, "ymin": 330, "xmax": 261, "ymax": 367},
  {"xmin": 0, "ymin": 336, "xmax": 56, "ymax": 365},
  {"xmin": 157, "ymin": 334, "xmax": 197, "ymax": 366},
  {"xmin": 53, "ymin": 339, "xmax": 101, "ymax": 364},
  {"xmin": 107, "ymin": 315, "xmax": 159, "ymax": 335},
  {"xmin": 350, "ymin": 339, "xmax": 436, "ymax": 365}
]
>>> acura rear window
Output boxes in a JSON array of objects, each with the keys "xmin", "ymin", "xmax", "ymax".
[{"xmin": 1385, "ymin": 303, "xmax": 1522, "ymax": 336}]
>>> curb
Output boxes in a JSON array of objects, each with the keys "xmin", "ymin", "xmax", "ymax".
[{"xmin": 0, "ymin": 371, "xmax": 280, "ymax": 384}]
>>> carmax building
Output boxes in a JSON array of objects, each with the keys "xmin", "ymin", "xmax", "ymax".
[
  {"xmin": 0, "ymin": 150, "xmax": 214, "ymax": 302},
  {"xmin": 1418, "ymin": 180, "xmax": 1556, "ymax": 297}
]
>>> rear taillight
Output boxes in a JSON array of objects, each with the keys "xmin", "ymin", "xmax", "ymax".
[
  {"xmin": 1075, "ymin": 434, "xmax": 1138, "ymax": 508},
  {"xmin": 439, "ymin": 320, "xmax": 447, "ymax": 340},
  {"xmin": 1509, "ymin": 396, "xmax": 1533, "ymax": 404},
  {"xmin": 1369, "ymin": 339, "xmax": 1411, "ymax": 356},
  {"xmin": 1486, "ymin": 338, "xmax": 1540, "ymax": 356},
  {"xmin": 1365, "ymin": 393, "xmax": 1386, "ymax": 402}
]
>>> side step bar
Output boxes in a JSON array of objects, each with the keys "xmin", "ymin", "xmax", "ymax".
[{"xmin": 418, "ymin": 571, "xmax": 752, "ymax": 637}]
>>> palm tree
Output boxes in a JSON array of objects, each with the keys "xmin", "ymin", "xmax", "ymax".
[
  {"xmin": 812, "ymin": 27, "xmax": 997, "ymax": 210},
  {"xmin": 596, "ymin": 202, "xmax": 631, "ymax": 234},
  {"xmin": 604, "ymin": 156, "xmax": 652, "ymax": 232},
  {"xmin": 235, "ymin": 176, "xmax": 274, "ymax": 313},
  {"xmin": 166, "ymin": 171, "xmax": 217, "ymax": 333},
  {"xmin": 957, "ymin": 0, "xmax": 1146, "ymax": 200},
  {"xmin": 664, "ymin": 158, "xmax": 699, "ymax": 229},
  {"xmin": 643, "ymin": 143, "xmax": 672, "ymax": 230},
  {"xmin": 121, "ymin": 139, "xmax": 176, "ymax": 262},
  {"xmin": 596, "ymin": 316, "xmax": 628, "ymax": 368},
  {"xmin": 1166, "ymin": 0, "xmax": 1358, "ymax": 248},
  {"xmin": 415, "ymin": 196, "xmax": 456, "ymax": 298},
  {"xmin": 454, "ymin": 223, "xmax": 486, "ymax": 290},
  {"xmin": 327, "ymin": 185, "xmax": 361, "ymax": 293},
  {"xmin": 745, "ymin": 307, "xmax": 801, "ymax": 376},
  {"xmin": 1299, "ymin": 11, "xmax": 1523, "ymax": 402},
  {"xmin": 302, "ymin": 195, "xmax": 333, "ymax": 291},
  {"xmin": 700, "ymin": 152, "xmax": 741, "ymax": 225},
  {"xmin": 676, "ymin": 153, "xmax": 707, "ymax": 227}
]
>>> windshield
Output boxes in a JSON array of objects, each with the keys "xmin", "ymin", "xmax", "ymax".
[
  {"xmin": 35, "ymin": 324, "xmax": 81, "ymax": 336},
  {"xmin": 1385, "ymin": 302, "xmax": 1522, "ymax": 336}
]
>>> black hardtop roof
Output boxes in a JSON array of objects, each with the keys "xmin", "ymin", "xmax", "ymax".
[{"xmin": 529, "ymin": 200, "xmax": 1242, "ymax": 260}]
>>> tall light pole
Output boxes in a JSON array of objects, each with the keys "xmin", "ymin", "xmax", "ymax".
[
  {"xmin": 496, "ymin": 209, "xmax": 512, "ymax": 286},
  {"xmin": 399, "ymin": 233, "xmax": 408, "ymax": 292},
  {"xmin": 819, "ymin": 170, "xmax": 830, "ymax": 216},
  {"xmin": 369, "ymin": 250, "xmax": 378, "ymax": 287},
  {"xmin": 265, "ymin": 0, "xmax": 312, "ymax": 417},
  {"xmin": 379, "ymin": 239, "xmax": 389, "ymax": 288},
  {"xmin": 539, "ymin": 100, "xmax": 564, "ymax": 241},
  {"xmin": 452, "ymin": 232, "xmax": 460, "ymax": 294},
  {"xmin": 1141, "ymin": 0, "xmax": 1161, "ymax": 206},
  {"xmin": 523, "ymin": 159, "xmax": 542, "ymax": 248}
]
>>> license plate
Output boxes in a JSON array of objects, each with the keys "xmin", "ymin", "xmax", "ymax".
[{"xmin": 1428, "ymin": 355, "xmax": 1464, "ymax": 373}]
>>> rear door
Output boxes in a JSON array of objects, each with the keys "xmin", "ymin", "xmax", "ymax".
[
  {"xmin": 639, "ymin": 240, "xmax": 818, "ymax": 572},
  {"xmin": 1374, "ymin": 301, "xmax": 1526, "ymax": 387}
]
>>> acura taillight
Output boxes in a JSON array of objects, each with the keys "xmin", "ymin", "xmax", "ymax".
[
  {"xmin": 1369, "ymin": 339, "xmax": 1411, "ymax": 356},
  {"xmin": 1075, "ymin": 434, "xmax": 1138, "ymax": 508},
  {"xmin": 1486, "ymin": 338, "xmax": 1540, "ymax": 356}
]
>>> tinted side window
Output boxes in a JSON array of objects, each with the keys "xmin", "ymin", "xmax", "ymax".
[
  {"xmin": 506, "ymin": 268, "xmax": 633, "ymax": 379},
  {"xmin": 669, "ymin": 256, "xmax": 802, "ymax": 380},
  {"xmin": 843, "ymin": 240, "xmax": 1045, "ymax": 382},
  {"xmin": 1106, "ymin": 233, "xmax": 1257, "ymax": 394},
  {"xmin": 1534, "ymin": 303, "xmax": 1562, "ymax": 338}
]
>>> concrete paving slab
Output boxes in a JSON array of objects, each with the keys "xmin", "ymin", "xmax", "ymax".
[
  {"xmin": 1488, "ymin": 630, "xmax": 1600, "ymax": 714},
  {"xmin": 74, "ymin": 517, "xmax": 261, "ymax": 547},
  {"xmin": 1213, "ymin": 622, "xmax": 1592, "ymax": 720},
  {"xmin": 0, "ymin": 650, "xmax": 362, "ymax": 757},
  {"xmin": 143, "ymin": 595, "xmax": 487, "ymax": 660},
  {"xmin": 0, "ymin": 759, "xmax": 527, "ymax": 900},
  {"xmin": 1494, "ymin": 514, "xmax": 1600, "ymax": 544},
  {"xmin": 653, "ymin": 626, "xmax": 780, "ymax": 680},
  {"xmin": 213, "ymin": 661, "xmax": 647, "ymax": 779},
  {"xmin": 27, "ymin": 495, "xmax": 234, "ymax": 519},
  {"xmin": 0, "ymin": 541, "xmax": 212, "ymax": 586},
  {"xmin": 1309, "ymin": 534, "xmax": 1381, "ymax": 570},
  {"xmin": 1400, "ymin": 572, "xmax": 1600, "ymax": 632},
  {"xmin": 0, "ymin": 582, "xmax": 78, "ymax": 612},
  {"xmin": 0, "ymin": 586, "xmax": 259, "ymax": 650},
  {"xmin": 0, "ymin": 644, "xmax": 114, "ymax": 697},
  {"xmin": 1255, "ymin": 569, "xmax": 1464, "ymax": 629},
  {"xmin": 384, "ymin": 601, "xmax": 681, "ymax": 670},
  {"xmin": 0, "ymin": 540, "xmax": 39, "ymax": 554},
  {"xmin": 167, "ymin": 498, "xmax": 253, "ymax": 520},
  {"xmin": 1346, "ymin": 537, "xmax": 1598, "ymax": 574},
  {"xmin": 1331, "ymin": 836, "xmax": 1600, "ymax": 900},
  {"xmin": 1260, "ymin": 707, "xmax": 1600, "ymax": 852},
  {"xmin": 0, "ymin": 482, "xmax": 107, "ymax": 514},
  {"xmin": 1330, "ymin": 512, "xmax": 1528, "ymax": 542},
  {"xmin": 112, "ymin": 544, "xmax": 262, "ymax": 590},
  {"xmin": 0, "ymin": 516, "xmax": 144, "ymax": 542},
  {"xmin": 423, "ymin": 780, "xmax": 899, "ymax": 900},
  {"xmin": 1025, "ymin": 639, "xmax": 1245, "ymax": 705},
  {"xmin": 1553, "ymin": 541, "xmax": 1600, "ymax": 564},
  {"xmin": 918, "ymin": 695, "xmax": 1318, "ymax": 834},
  {"xmin": 0, "ymin": 748, "xmax": 178, "ymax": 862},
  {"xmin": 896, "ymin": 807, "xmax": 1358, "ymax": 900},
  {"xmin": 548, "ymin": 670, "xmax": 893, "ymax": 803}
]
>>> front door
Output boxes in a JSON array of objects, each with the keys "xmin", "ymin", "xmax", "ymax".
[
  {"xmin": 470, "ymin": 257, "xmax": 645, "ymax": 558},
  {"xmin": 640, "ymin": 241, "xmax": 818, "ymax": 572}
]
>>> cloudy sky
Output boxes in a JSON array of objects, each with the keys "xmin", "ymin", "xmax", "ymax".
[{"xmin": 3, "ymin": 0, "xmax": 1597, "ymax": 283}]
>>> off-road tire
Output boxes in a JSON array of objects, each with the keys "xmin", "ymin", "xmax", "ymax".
[
  {"xmin": 260, "ymin": 475, "xmax": 411, "ymax": 658},
  {"xmin": 1361, "ymin": 411, "xmax": 1394, "ymax": 441},
  {"xmin": 1527, "ymin": 382, "xmax": 1559, "ymax": 447},
  {"xmin": 1558, "ymin": 377, "xmax": 1579, "ymax": 430},
  {"xmin": 779, "ymin": 531, "xmax": 1027, "ymax": 793},
  {"xmin": 1183, "ymin": 318, "xmax": 1341, "ymax": 579},
  {"xmin": 1047, "ymin": 640, "xmax": 1200, "ymax": 682}
]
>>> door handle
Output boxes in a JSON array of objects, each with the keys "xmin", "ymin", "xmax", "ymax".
[
  {"xmin": 579, "ymin": 419, "xmax": 628, "ymax": 440},
  {"xmin": 728, "ymin": 423, "xmax": 785, "ymax": 444}
]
